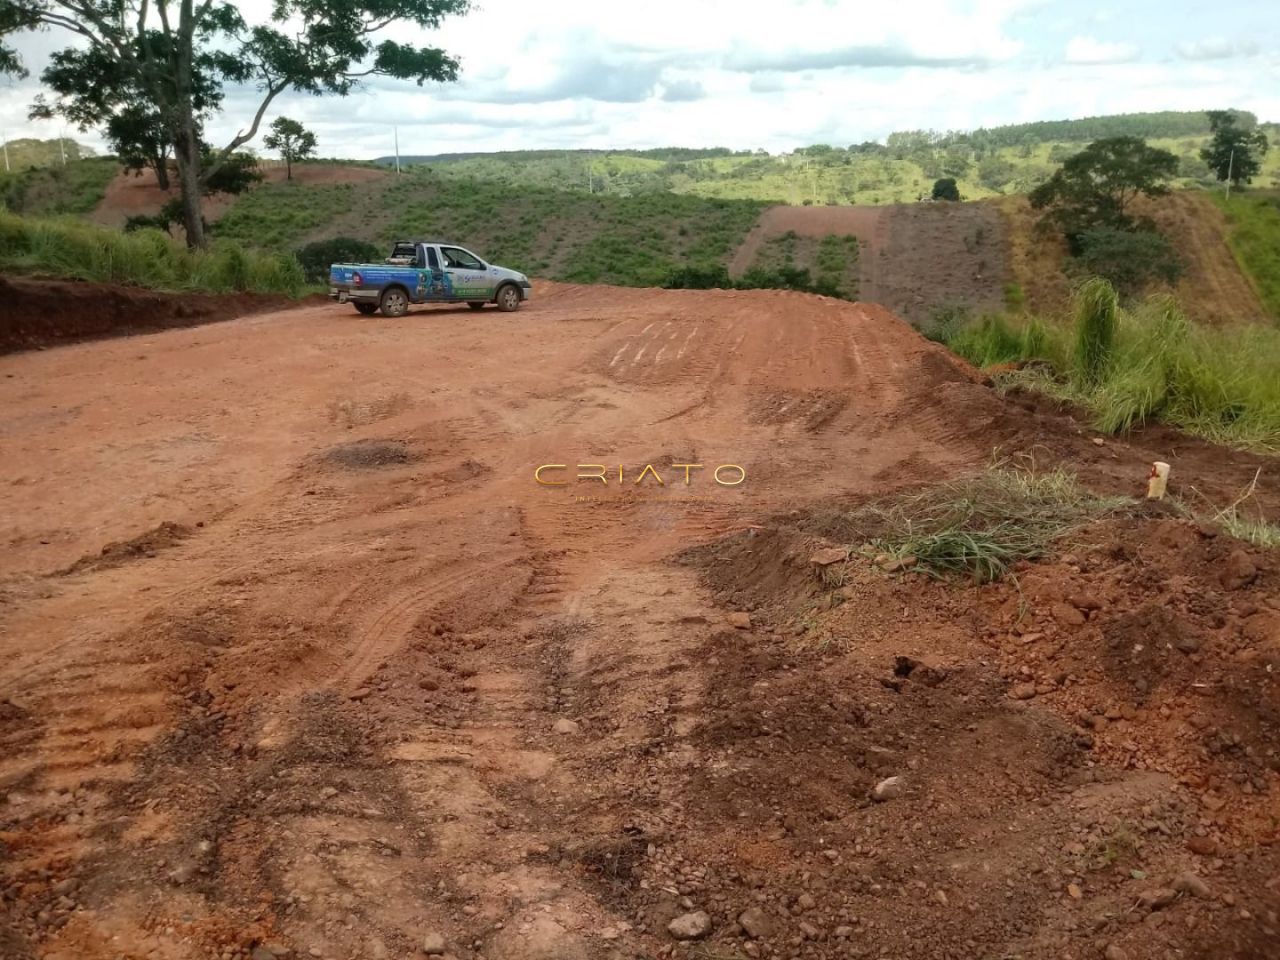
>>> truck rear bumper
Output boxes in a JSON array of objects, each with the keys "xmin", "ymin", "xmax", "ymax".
[{"xmin": 330, "ymin": 287, "xmax": 379, "ymax": 303}]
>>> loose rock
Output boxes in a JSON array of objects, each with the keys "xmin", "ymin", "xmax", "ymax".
[
  {"xmin": 1221, "ymin": 550, "xmax": 1257, "ymax": 590},
  {"xmin": 809, "ymin": 547, "xmax": 848, "ymax": 567},
  {"xmin": 727, "ymin": 612, "xmax": 752, "ymax": 630},
  {"xmin": 553, "ymin": 718, "xmax": 581, "ymax": 735},
  {"xmin": 667, "ymin": 911, "xmax": 712, "ymax": 941},
  {"xmin": 1174, "ymin": 873, "xmax": 1211, "ymax": 898},
  {"xmin": 1009, "ymin": 683, "xmax": 1037, "ymax": 701},
  {"xmin": 872, "ymin": 776, "xmax": 904, "ymax": 802},
  {"xmin": 422, "ymin": 932, "xmax": 447, "ymax": 955},
  {"xmin": 739, "ymin": 907, "xmax": 774, "ymax": 940}
]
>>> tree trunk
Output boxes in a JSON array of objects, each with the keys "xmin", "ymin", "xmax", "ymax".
[
  {"xmin": 174, "ymin": 119, "xmax": 206, "ymax": 249},
  {"xmin": 153, "ymin": 155, "xmax": 171, "ymax": 191},
  {"xmin": 285, "ymin": 156, "xmax": 292, "ymax": 180}
]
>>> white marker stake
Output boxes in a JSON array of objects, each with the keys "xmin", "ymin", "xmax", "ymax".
[{"xmin": 1147, "ymin": 462, "xmax": 1170, "ymax": 500}]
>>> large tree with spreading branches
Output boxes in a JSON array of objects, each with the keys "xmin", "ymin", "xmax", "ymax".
[{"xmin": 0, "ymin": 0, "xmax": 470, "ymax": 246}]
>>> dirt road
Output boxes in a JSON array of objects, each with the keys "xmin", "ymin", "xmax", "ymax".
[{"xmin": 2, "ymin": 285, "xmax": 1275, "ymax": 960}]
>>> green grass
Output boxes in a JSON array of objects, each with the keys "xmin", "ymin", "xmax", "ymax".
[
  {"xmin": 1214, "ymin": 191, "xmax": 1280, "ymax": 320},
  {"xmin": 937, "ymin": 282, "xmax": 1280, "ymax": 451},
  {"xmin": 213, "ymin": 169, "xmax": 766, "ymax": 287},
  {"xmin": 1, "ymin": 156, "xmax": 119, "ymax": 217},
  {"xmin": 829, "ymin": 463, "xmax": 1129, "ymax": 583},
  {"xmin": 0, "ymin": 211, "xmax": 307, "ymax": 296}
]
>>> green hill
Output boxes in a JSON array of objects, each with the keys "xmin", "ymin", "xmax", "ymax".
[
  {"xmin": 211, "ymin": 170, "xmax": 765, "ymax": 286},
  {"xmin": 380, "ymin": 112, "xmax": 1279, "ymax": 207}
]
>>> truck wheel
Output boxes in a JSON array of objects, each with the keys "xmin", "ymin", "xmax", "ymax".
[
  {"xmin": 496, "ymin": 284, "xmax": 521, "ymax": 313},
  {"xmin": 355, "ymin": 302, "xmax": 377, "ymax": 316},
  {"xmin": 467, "ymin": 301, "xmax": 486, "ymax": 310},
  {"xmin": 379, "ymin": 286, "xmax": 410, "ymax": 318}
]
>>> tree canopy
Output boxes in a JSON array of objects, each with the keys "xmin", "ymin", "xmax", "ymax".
[
  {"xmin": 1201, "ymin": 110, "xmax": 1269, "ymax": 187},
  {"xmin": 264, "ymin": 117, "xmax": 318, "ymax": 180},
  {"xmin": 1029, "ymin": 136, "xmax": 1178, "ymax": 245},
  {"xmin": 0, "ymin": 0, "xmax": 471, "ymax": 245}
]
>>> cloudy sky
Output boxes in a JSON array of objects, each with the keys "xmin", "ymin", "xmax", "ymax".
[{"xmin": 1, "ymin": 0, "xmax": 1277, "ymax": 159}]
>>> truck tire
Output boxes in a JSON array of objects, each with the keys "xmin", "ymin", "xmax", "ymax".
[
  {"xmin": 495, "ymin": 283, "xmax": 521, "ymax": 313},
  {"xmin": 467, "ymin": 301, "xmax": 486, "ymax": 310},
  {"xmin": 355, "ymin": 302, "xmax": 377, "ymax": 316},
  {"xmin": 379, "ymin": 286, "xmax": 410, "ymax": 318}
]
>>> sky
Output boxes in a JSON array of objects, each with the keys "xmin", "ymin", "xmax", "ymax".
[{"xmin": 1, "ymin": 0, "xmax": 1277, "ymax": 160}]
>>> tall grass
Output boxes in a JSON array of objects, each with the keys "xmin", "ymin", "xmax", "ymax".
[
  {"xmin": 939, "ymin": 278, "xmax": 1280, "ymax": 451},
  {"xmin": 0, "ymin": 211, "xmax": 307, "ymax": 296}
]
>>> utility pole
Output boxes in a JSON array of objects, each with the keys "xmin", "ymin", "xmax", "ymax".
[
  {"xmin": 59, "ymin": 129, "xmax": 67, "ymax": 166},
  {"xmin": 1225, "ymin": 146, "xmax": 1235, "ymax": 200},
  {"xmin": 394, "ymin": 127, "xmax": 401, "ymax": 175}
]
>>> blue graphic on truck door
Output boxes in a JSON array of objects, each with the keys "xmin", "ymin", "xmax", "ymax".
[{"xmin": 419, "ymin": 247, "xmax": 452, "ymax": 300}]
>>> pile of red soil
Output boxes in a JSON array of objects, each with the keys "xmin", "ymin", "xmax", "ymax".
[{"xmin": 0, "ymin": 275, "xmax": 298, "ymax": 354}]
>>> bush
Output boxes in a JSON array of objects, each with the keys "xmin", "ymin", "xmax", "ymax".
[
  {"xmin": 295, "ymin": 237, "xmax": 383, "ymax": 284},
  {"xmin": 1073, "ymin": 228, "xmax": 1182, "ymax": 295},
  {"xmin": 931, "ymin": 178, "xmax": 960, "ymax": 201}
]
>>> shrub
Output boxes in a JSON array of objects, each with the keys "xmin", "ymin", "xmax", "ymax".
[
  {"xmin": 1073, "ymin": 227, "xmax": 1182, "ymax": 295},
  {"xmin": 931, "ymin": 177, "xmax": 960, "ymax": 201},
  {"xmin": 295, "ymin": 237, "xmax": 383, "ymax": 284}
]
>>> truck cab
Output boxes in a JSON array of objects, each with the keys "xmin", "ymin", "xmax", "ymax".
[{"xmin": 329, "ymin": 241, "xmax": 532, "ymax": 317}]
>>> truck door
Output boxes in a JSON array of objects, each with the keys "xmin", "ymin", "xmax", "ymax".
[
  {"xmin": 440, "ymin": 246, "xmax": 494, "ymax": 301},
  {"xmin": 420, "ymin": 245, "xmax": 450, "ymax": 300}
]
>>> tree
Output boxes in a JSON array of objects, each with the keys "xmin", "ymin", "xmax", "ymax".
[
  {"xmin": 1029, "ymin": 136, "xmax": 1177, "ymax": 248},
  {"xmin": 27, "ymin": 34, "xmax": 224, "ymax": 191},
  {"xmin": 1, "ymin": 0, "xmax": 470, "ymax": 247},
  {"xmin": 264, "ymin": 117, "xmax": 318, "ymax": 179},
  {"xmin": 1200, "ymin": 110, "xmax": 1269, "ymax": 188},
  {"xmin": 931, "ymin": 177, "xmax": 960, "ymax": 202}
]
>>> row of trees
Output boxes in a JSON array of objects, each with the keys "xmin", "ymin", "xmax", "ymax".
[{"xmin": 0, "ymin": 0, "xmax": 473, "ymax": 246}]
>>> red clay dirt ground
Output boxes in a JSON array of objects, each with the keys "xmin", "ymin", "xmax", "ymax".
[{"xmin": 0, "ymin": 284, "xmax": 1277, "ymax": 960}]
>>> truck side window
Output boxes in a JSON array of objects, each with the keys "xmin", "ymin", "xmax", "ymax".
[
  {"xmin": 426, "ymin": 247, "xmax": 439, "ymax": 269},
  {"xmin": 442, "ymin": 247, "xmax": 483, "ymax": 270}
]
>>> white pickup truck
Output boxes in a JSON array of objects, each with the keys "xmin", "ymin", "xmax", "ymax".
[{"xmin": 329, "ymin": 240, "xmax": 532, "ymax": 317}]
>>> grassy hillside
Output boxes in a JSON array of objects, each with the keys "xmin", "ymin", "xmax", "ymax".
[
  {"xmin": 212, "ymin": 169, "xmax": 765, "ymax": 286},
  {"xmin": 1215, "ymin": 192, "xmax": 1280, "ymax": 321},
  {"xmin": 1, "ymin": 156, "xmax": 119, "ymax": 217}
]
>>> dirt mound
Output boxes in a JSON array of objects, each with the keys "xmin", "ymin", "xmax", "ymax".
[
  {"xmin": 677, "ymin": 511, "xmax": 1279, "ymax": 959},
  {"xmin": 90, "ymin": 164, "xmax": 389, "ymax": 228},
  {"xmin": 60, "ymin": 520, "xmax": 192, "ymax": 575},
  {"xmin": 0, "ymin": 275, "xmax": 298, "ymax": 354}
]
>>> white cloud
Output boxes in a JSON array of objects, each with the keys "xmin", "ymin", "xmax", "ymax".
[
  {"xmin": 1064, "ymin": 36, "xmax": 1141, "ymax": 65},
  {"xmin": 1176, "ymin": 38, "xmax": 1259, "ymax": 61}
]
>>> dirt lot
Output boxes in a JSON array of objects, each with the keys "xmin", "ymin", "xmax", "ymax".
[
  {"xmin": 731, "ymin": 204, "xmax": 1010, "ymax": 326},
  {"xmin": 1, "ymin": 284, "xmax": 1276, "ymax": 960}
]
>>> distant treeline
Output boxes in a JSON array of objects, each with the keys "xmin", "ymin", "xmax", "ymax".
[{"xmin": 375, "ymin": 147, "xmax": 744, "ymax": 166}]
